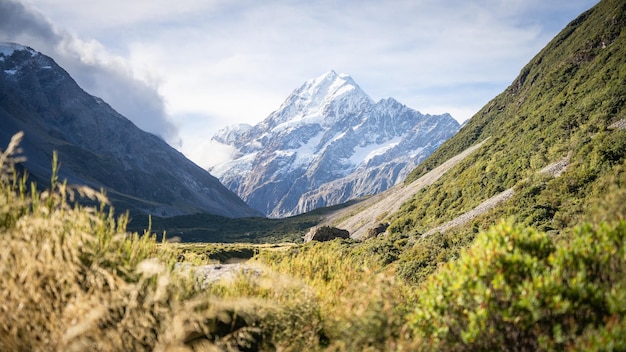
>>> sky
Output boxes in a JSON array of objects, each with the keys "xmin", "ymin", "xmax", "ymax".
[{"xmin": 1, "ymin": 0, "xmax": 600, "ymax": 169}]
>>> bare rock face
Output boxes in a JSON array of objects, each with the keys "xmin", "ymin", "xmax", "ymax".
[
  {"xmin": 0, "ymin": 42, "xmax": 261, "ymax": 218},
  {"xmin": 304, "ymin": 226, "xmax": 350, "ymax": 243}
]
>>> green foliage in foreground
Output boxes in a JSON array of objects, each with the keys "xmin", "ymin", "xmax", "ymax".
[
  {"xmin": 409, "ymin": 221, "xmax": 626, "ymax": 351},
  {"xmin": 254, "ymin": 238, "xmax": 418, "ymax": 350},
  {"xmin": 2, "ymin": 132, "xmax": 626, "ymax": 350},
  {"xmin": 252, "ymin": 220, "xmax": 626, "ymax": 351}
]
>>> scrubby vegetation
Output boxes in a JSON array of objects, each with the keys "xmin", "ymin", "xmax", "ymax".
[
  {"xmin": 0, "ymin": 134, "xmax": 322, "ymax": 351},
  {"xmin": 2, "ymin": 131, "xmax": 626, "ymax": 351},
  {"xmin": 409, "ymin": 222, "xmax": 626, "ymax": 351}
]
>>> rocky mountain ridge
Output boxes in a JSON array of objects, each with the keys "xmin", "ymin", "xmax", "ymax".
[
  {"xmin": 210, "ymin": 70, "xmax": 459, "ymax": 218},
  {"xmin": 0, "ymin": 42, "xmax": 261, "ymax": 218}
]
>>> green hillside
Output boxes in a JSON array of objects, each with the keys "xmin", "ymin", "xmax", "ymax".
[{"xmin": 396, "ymin": 0, "xmax": 625, "ymax": 237}]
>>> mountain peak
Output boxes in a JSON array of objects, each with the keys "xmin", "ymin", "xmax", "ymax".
[
  {"xmin": 211, "ymin": 70, "xmax": 460, "ymax": 217},
  {"xmin": 376, "ymin": 97, "xmax": 405, "ymax": 109},
  {"xmin": 318, "ymin": 69, "xmax": 339, "ymax": 80},
  {"xmin": 0, "ymin": 42, "xmax": 36, "ymax": 58},
  {"xmin": 266, "ymin": 71, "xmax": 373, "ymax": 130},
  {"xmin": 303, "ymin": 70, "xmax": 362, "ymax": 96}
]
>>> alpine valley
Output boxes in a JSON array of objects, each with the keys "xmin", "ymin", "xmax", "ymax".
[
  {"xmin": 2, "ymin": 0, "xmax": 626, "ymax": 350},
  {"xmin": 210, "ymin": 70, "xmax": 459, "ymax": 218}
]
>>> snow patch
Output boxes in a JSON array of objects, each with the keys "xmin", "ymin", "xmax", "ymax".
[
  {"xmin": 3, "ymin": 69, "xmax": 17, "ymax": 75},
  {"xmin": 272, "ymin": 112, "xmax": 324, "ymax": 133},
  {"xmin": 287, "ymin": 131, "xmax": 324, "ymax": 169},
  {"xmin": 0, "ymin": 42, "xmax": 35, "ymax": 57},
  {"xmin": 409, "ymin": 147, "xmax": 425, "ymax": 158},
  {"xmin": 249, "ymin": 139, "xmax": 264, "ymax": 150},
  {"xmin": 349, "ymin": 136, "xmax": 402, "ymax": 165},
  {"xmin": 210, "ymin": 151, "xmax": 257, "ymax": 178}
]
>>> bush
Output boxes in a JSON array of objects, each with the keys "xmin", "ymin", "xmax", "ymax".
[
  {"xmin": 408, "ymin": 221, "xmax": 626, "ymax": 351},
  {"xmin": 255, "ymin": 239, "xmax": 416, "ymax": 350}
]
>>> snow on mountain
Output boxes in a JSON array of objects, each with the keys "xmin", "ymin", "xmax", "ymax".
[
  {"xmin": 0, "ymin": 42, "xmax": 36, "ymax": 58},
  {"xmin": 212, "ymin": 123, "xmax": 253, "ymax": 145},
  {"xmin": 210, "ymin": 70, "xmax": 460, "ymax": 218}
]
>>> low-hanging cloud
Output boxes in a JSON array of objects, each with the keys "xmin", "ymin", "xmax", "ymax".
[{"xmin": 0, "ymin": 0, "xmax": 181, "ymax": 146}]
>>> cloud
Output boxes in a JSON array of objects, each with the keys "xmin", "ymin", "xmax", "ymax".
[
  {"xmin": 117, "ymin": 0, "xmax": 557, "ymax": 121},
  {"xmin": 174, "ymin": 112, "xmax": 239, "ymax": 169},
  {"xmin": 0, "ymin": 0, "xmax": 181, "ymax": 146},
  {"xmin": 4, "ymin": 0, "xmax": 599, "ymax": 169}
]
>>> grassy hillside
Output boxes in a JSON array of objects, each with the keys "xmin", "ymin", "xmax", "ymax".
[
  {"xmin": 396, "ymin": 0, "xmax": 625, "ymax": 236},
  {"xmin": 372, "ymin": 0, "xmax": 626, "ymax": 291},
  {"xmin": 407, "ymin": 0, "xmax": 625, "ymax": 184}
]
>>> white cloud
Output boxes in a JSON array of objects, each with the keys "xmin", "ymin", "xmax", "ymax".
[
  {"xmin": 0, "ymin": 0, "xmax": 181, "ymax": 145},
  {"xmin": 186, "ymin": 139, "xmax": 239, "ymax": 170},
  {"xmin": 9, "ymin": 0, "xmax": 600, "ymax": 168}
]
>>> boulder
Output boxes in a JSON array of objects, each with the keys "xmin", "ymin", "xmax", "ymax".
[
  {"xmin": 364, "ymin": 222, "xmax": 390, "ymax": 240},
  {"xmin": 304, "ymin": 226, "xmax": 350, "ymax": 242}
]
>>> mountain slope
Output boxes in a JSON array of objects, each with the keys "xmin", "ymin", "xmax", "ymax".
[
  {"xmin": 383, "ymin": 0, "xmax": 626, "ymax": 236},
  {"xmin": 316, "ymin": 0, "xmax": 625, "ymax": 241},
  {"xmin": 211, "ymin": 70, "xmax": 459, "ymax": 218},
  {"xmin": 319, "ymin": 138, "xmax": 490, "ymax": 239},
  {"xmin": 0, "ymin": 42, "xmax": 261, "ymax": 218}
]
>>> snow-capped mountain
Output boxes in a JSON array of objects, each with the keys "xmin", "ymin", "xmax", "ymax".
[
  {"xmin": 210, "ymin": 70, "xmax": 460, "ymax": 218},
  {"xmin": 0, "ymin": 42, "xmax": 261, "ymax": 218}
]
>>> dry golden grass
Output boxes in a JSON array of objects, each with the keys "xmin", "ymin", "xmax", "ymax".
[
  {"xmin": 0, "ymin": 133, "xmax": 393, "ymax": 351},
  {"xmin": 0, "ymin": 134, "xmax": 289, "ymax": 351}
]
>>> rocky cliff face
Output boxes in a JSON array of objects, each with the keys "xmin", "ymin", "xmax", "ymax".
[
  {"xmin": 210, "ymin": 70, "xmax": 459, "ymax": 218},
  {"xmin": 0, "ymin": 42, "xmax": 261, "ymax": 218}
]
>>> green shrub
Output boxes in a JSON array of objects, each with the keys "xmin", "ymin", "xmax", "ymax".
[
  {"xmin": 396, "ymin": 231, "xmax": 475, "ymax": 285},
  {"xmin": 408, "ymin": 221, "xmax": 626, "ymax": 351}
]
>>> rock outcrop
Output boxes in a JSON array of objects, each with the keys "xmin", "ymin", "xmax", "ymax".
[
  {"xmin": 304, "ymin": 226, "xmax": 350, "ymax": 243},
  {"xmin": 364, "ymin": 223, "xmax": 390, "ymax": 240}
]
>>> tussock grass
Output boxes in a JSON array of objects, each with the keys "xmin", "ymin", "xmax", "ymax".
[
  {"xmin": 255, "ymin": 239, "xmax": 418, "ymax": 351},
  {"xmin": 0, "ymin": 134, "xmax": 309, "ymax": 351},
  {"xmin": 1, "ymin": 131, "xmax": 415, "ymax": 351}
]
